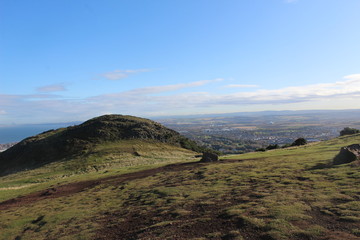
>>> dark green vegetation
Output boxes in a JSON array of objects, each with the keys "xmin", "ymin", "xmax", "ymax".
[
  {"xmin": 0, "ymin": 115, "xmax": 205, "ymax": 176},
  {"xmin": 266, "ymin": 144, "xmax": 280, "ymax": 150},
  {"xmin": 1, "ymin": 123, "xmax": 360, "ymax": 240},
  {"xmin": 291, "ymin": 137, "xmax": 308, "ymax": 146},
  {"xmin": 340, "ymin": 127, "xmax": 360, "ymax": 136},
  {"xmin": 258, "ymin": 138, "xmax": 308, "ymax": 152}
]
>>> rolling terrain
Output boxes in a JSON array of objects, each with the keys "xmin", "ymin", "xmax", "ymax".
[
  {"xmin": 0, "ymin": 115, "xmax": 359, "ymax": 240},
  {"xmin": 0, "ymin": 114, "xmax": 203, "ymax": 176}
]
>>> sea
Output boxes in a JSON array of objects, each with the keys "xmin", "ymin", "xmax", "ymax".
[{"xmin": 0, "ymin": 122, "xmax": 80, "ymax": 144}]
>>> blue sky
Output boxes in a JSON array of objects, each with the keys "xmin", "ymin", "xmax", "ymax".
[{"xmin": 1, "ymin": 0, "xmax": 360, "ymax": 124}]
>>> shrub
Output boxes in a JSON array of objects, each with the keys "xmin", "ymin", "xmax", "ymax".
[
  {"xmin": 266, "ymin": 144, "xmax": 280, "ymax": 150},
  {"xmin": 291, "ymin": 138, "xmax": 307, "ymax": 146},
  {"xmin": 256, "ymin": 148, "xmax": 266, "ymax": 152},
  {"xmin": 340, "ymin": 127, "xmax": 360, "ymax": 136}
]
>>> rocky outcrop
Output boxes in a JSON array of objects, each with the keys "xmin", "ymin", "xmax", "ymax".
[
  {"xmin": 200, "ymin": 152, "xmax": 219, "ymax": 162},
  {"xmin": 333, "ymin": 144, "xmax": 360, "ymax": 165}
]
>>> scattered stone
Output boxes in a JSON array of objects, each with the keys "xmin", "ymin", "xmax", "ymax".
[
  {"xmin": 200, "ymin": 152, "xmax": 219, "ymax": 162},
  {"xmin": 333, "ymin": 144, "xmax": 360, "ymax": 165}
]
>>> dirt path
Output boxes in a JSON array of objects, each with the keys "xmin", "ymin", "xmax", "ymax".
[
  {"xmin": 0, "ymin": 161, "xmax": 202, "ymax": 211},
  {"xmin": 0, "ymin": 158, "xmax": 250, "ymax": 211}
]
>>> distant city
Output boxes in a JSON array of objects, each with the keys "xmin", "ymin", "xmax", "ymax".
[
  {"xmin": 157, "ymin": 109, "xmax": 360, "ymax": 154},
  {"xmin": 1, "ymin": 109, "xmax": 360, "ymax": 154}
]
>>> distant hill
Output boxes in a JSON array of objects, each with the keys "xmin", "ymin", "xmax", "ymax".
[{"xmin": 0, "ymin": 114, "xmax": 204, "ymax": 176}]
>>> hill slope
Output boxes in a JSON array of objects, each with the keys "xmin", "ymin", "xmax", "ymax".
[
  {"xmin": 0, "ymin": 133, "xmax": 359, "ymax": 240},
  {"xmin": 0, "ymin": 114, "xmax": 203, "ymax": 176}
]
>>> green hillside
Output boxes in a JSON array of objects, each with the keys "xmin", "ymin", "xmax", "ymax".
[
  {"xmin": 0, "ymin": 133, "xmax": 359, "ymax": 239},
  {"xmin": 0, "ymin": 114, "xmax": 203, "ymax": 176}
]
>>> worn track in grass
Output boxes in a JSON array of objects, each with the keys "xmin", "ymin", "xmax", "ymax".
[
  {"xmin": 1, "ymin": 157, "xmax": 359, "ymax": 240},
  {"xmin": 0, "ymin": 161, "xmax": 211, "ymax": 211}
]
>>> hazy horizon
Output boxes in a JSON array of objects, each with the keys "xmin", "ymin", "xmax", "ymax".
[
  {"xmin": 1, "ymin": 108, "xmax": 360, "ymax": 144},
  {"xmin": 0, "ymin": 108, "xmax": 359, "ymax": 126}
]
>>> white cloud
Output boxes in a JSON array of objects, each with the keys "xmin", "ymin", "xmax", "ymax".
[
  {"xmin": 343, "ymin": 74, "xmax": 360, "ymax": 82},
  {"xmin": 37, "ymin": 84, "xmax": 66, "ymax": 93},
  {"xmin": 225, "ymin": 84, "xmax": 259, "ymax": 88},
  {"xmin": 122, "ymin": 78, "xmax": 223, "ymax": 95},
  {"xmin": 220, "ymin": 76, "xmax": 360, "ymax": 105},
  {"xmin": 1, "ymin": 74, "xmax": 360, "ymax": 124},
  {"xmin": 0, "ymin": 110, "xmax": 6, "ymax": 115},
  {"xmin": 94, "ymin": 74, "xmax": 360, "ymax": 111},
  {"xmin": 100, "ymin": 69, "xmax": 151, "ymax": 80},
  {"xmin": 87, "ymin": 74, "xmax": 360, "ymax": 114}
]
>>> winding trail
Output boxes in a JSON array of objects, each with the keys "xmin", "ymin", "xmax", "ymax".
[{"xmin": 0, "ymin": 161, "xmax": 205, "ymax": 211}]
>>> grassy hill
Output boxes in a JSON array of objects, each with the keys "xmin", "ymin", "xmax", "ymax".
[
  {"xmin": 0, "ymin": 114, "xmax": 203, "ymax": 176},
  {"xmin": 0, "ymin": 131, "xmax": 359, "ymax": 239}
]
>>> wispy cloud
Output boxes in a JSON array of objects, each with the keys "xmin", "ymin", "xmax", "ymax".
[
  {"xmin": 85, "ymin": 74, "xmax": 360, "ymax": 114},
  {"xmin": 87, "ymin": 74, "xmax": 360, "ymax": 114},
  {"xmin": 100, "ymin": 69, "xmax": 151, "ymax": 80},
  {"xmin": 121, "ymin": 78, "xmax": 224, "ymax": 95},
  {"xmin": 1, "ymin": 74, "xmax": 360, "ymax": 124},
  {"xmin": 37, "ymin": 84, "xmax": 66, "ymax": 93},
  {"xmin": 224, "ymin": 84, "xmax": 259, "ymax": 88},
  {"xmin": 0, "ymin": 110, "xmax": 6, "ymax": 115}
]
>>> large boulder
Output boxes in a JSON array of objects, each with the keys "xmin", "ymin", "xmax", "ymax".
[
  {"xmin": 200, "ymin": 152, "xmax": 219, "ymax": 163},
  {"xmin": 333, "ymin": 144, "xmax": 360, "ymax": 165}
]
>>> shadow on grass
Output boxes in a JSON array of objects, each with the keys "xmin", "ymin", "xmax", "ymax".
[{"xmin": 307, "ymin": 162, "xmax": 333, "ymax": 170}]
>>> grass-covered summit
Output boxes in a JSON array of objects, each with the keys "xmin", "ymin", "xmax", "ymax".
[{"xmin": 0, "ymin": 114, "xmax": 203, "ymax": 175}]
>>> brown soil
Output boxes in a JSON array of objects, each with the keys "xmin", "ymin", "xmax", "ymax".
[
  {"xmin": 0, "ymin": 161, "xmax": 201, "ymax": 211},
  {"xmin": 94, "ymin": 202, "xmax": 267, "ymax": 240},
  {"xmin": 1, "ymin": 159, "xmax": 359, "ymax": 240},
  {"xmin": 292, "ymin": 206, "xmax": 360, "ymax": 240}
]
